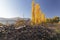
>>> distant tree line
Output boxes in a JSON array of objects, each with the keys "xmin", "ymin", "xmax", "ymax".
[
  {"xmin": 14, "ymin": 16, "xmax": 60, "ymax": 27},
  {"xmin": 46, "ymin": 16, "xmax": 60, "ymax": 23}
]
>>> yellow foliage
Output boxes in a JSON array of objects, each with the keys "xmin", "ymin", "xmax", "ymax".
[{"xmin": 31, "ymin": 0, "xmax": 46, "ymax": 25}]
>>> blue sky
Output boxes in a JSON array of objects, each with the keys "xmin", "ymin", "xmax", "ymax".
[{"xmin": 0, "ymin": 0, "xmax": 60, "ymax": 18}]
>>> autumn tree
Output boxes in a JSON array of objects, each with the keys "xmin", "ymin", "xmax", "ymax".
[{"xmin": 53, "ymin": 16, "xmax": 60, "ymax": 23}]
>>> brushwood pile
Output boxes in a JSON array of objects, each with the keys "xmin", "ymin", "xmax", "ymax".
[{"xmin": 0, "ymin": 25, "xmax": 58, "ymax": 40}]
